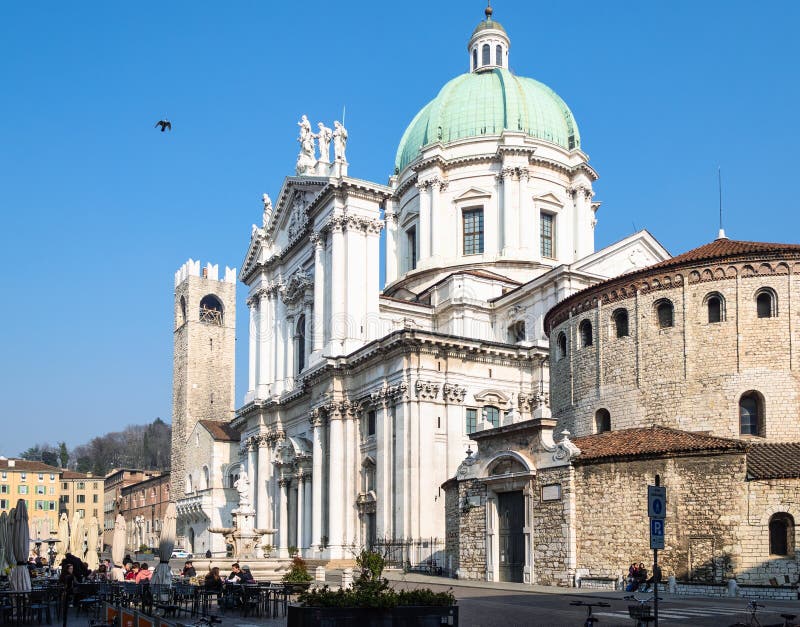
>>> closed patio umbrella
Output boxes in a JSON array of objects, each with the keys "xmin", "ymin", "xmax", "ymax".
[
  {"xmin": 55, "ymin": 513, "xmax": 69, "ymax": 564},
  {"xmin": 3, "ymin": 509, "xmax": 15, "ymax": 573},
  {"xmin": 0, "ymin": 511, "xmax": 9, "ymax": 573},
  {"xmin": 70, "ymin": 512, "xmax": 85, "ymax": 561},
  {"xmin": 9, "ymin": 500, "xmax": 31, "ymax": 592},
  {"xmin": 150, "ymin": 502, "xmax": 176, "ymax": 587},
  {"xmin": 86, "ymin": 517, "xmax": 100, "ymax": 571},
  {"xmin": 110, "ymin": 514, "xmax": 126, "ymax": 581}
]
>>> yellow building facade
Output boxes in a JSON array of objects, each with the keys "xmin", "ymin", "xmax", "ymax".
[
  {"xmin": 60, "ymin": 471, "xmax": 103, "ymax": 522},
  {"xmin": 0, "ymin": 458, "xmax": 62, "ymax": 539}
]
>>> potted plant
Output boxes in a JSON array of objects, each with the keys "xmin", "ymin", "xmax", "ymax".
[
  {"xmin": 288, "ymin": 550, "xmax": 458, "ymax": 626},
  {"xmin": 283, "ymin": 556, "xmax": 313, "ymax": 593}
]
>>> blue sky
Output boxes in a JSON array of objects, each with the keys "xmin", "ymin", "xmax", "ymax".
[{"xmin": 1, "ymin": 1, "xmax": 798, "ymax": 457}]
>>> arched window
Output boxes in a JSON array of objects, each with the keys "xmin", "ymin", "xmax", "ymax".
[
  {"xmin": 756, "ymin": 288, "xmax": 777, "ymax": 318},
  {"xmin": 484, "ymin": 406, "xmax": 500, "ymax": 428},
  {"xmin": 185, "ymin": 475, "xmax": 193, "ymax": 494},
  {"xmin": 769, "ymin": 513, "xmax": 794, "ymax": 556},
  {"xmin": 202, "ymin": 466, "xmax": 210, "ymax": 490},
  {"xmin": 579, "ymin": 319, "xmax": 593, "ymax": 347},
  {"xmin": 557, "ymin": 332, "xmax": 567, "ymax": 360},
  {"xmin": 613, "ymin": 309, "xmax": 629, "ymax": 338},
  {"xmin": 655, "ymin": 299, "xmax": 674, "ymax": 328},
  {"xmin": 508, "ymin": 320, "xmax": 526, "ymax": 343},
  {"xmin": 296, "ymin": 315, "xmax": 307, "ymax": 374},
  {"xmin": 179, "ymin": 296, "xmax": 187, "ymax": 325},
  {"xmin": 495, "ymin": 44, "xmax": 502, "ymax": 66},
  {"xmin": 595, "ymin": 409, "xmax": 611, "ymax": 433},
  {"xmin": 706, "ymin": 292, "xmax": 725, "ymax": 323},
  {"xmin": 739, "ymin": 391, "xmax": 764, "ymax": 436},
  {"xmin": 472, "ymin": 48, "xmax": 477, "ymax": 71},
  {"xmin": 199, "ymin": 295, "xmax": 223, "ymax": 325},
  {"xmin": 482, "ymin": 43, "xmax": 490, "ymax": 66}
]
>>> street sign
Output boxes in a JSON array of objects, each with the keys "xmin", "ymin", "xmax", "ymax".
[
  {"xmin": 650, "ymin": 518, "xmax": 665, "ymax": 549},
  {"xmin": 648, "ymin": 485, "xmax": 666, "ymax": 519}
]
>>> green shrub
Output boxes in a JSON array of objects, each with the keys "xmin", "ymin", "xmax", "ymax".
[
  {"xmin": 282, "ymin": 556, "xmax": 313, "ymax": 583},
  {"xmin": 297, "ymin": 550, "xmax": 455, "ymax": 609}
]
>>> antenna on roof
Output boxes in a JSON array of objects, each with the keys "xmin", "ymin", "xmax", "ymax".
[
  {"xmin": 717, "ymin": 166, "xmax": 727, "ymax": 239},
  {"xmin": 342, "ymin": 105, "xmax": 346, "ymax": 128}
]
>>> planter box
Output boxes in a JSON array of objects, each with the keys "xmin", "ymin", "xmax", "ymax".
[{"xmin": 287, "ymin": 604, "xmax": 458, "ymax": 627}]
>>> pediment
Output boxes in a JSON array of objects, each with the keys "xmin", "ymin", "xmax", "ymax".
[
  {"xmin": 454, "ymin": 187, "xmax": 493, "ymax": 202},
  {"xmin": 533, "ymin": 192, "xmax": 563, "ymax": 207}
]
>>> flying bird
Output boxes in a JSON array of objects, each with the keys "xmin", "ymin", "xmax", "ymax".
[{"xmin": 155, "ymin": 119, "xmax": 172, "ymax": 132}]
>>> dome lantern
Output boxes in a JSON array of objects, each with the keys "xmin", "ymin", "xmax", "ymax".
[{"xmin": 468, "ymin": 2, "xmax": 510, "ymax": 73}]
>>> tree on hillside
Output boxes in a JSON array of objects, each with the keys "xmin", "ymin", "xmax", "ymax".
[{"xmin": 58, "ymin": 442, "xmax": 68, "ymax": 468}]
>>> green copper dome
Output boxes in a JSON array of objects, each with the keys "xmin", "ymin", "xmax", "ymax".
[{"xmin": 395, "ymin": 68, "xmax": 580, "ymax": 173}]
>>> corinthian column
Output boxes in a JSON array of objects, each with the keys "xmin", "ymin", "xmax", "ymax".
[
  {"xmin": 310, "ymin": 410, "xmax": 324, "ymax": 550},
  {"xmin": 258, "ymin": 289, "xmax": 271, "ymax": 397},
  {"xmin": 296, "ymin": 475, "xmax": 305, "ymax": 551},
  {"xmin": 256, "ymin": 437, "xmax": 271, "ymax": 529},
  {"xmin": 278, "ymin": 478, "xmax": 289, "ymax": 556},
  {"xmin": 311, "ymin": 232, "xmax": 325, "ymax": 354},
  {"xmin": 329, "ymin": 218, "xmax": 345, "ymax": 356},
  {"xmin": 246, "ymin": 296, "xmax": 257, "ymax": 394},
  {"xmin": 416, "ymin": 180, "xmax": 431, "ymax": 261},
  {"xmin": 327, "ymin": 405, "xmax": 345, "ymax": 555}
]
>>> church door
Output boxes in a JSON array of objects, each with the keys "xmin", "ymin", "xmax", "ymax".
[{"xmin": 498, "ymin": 491, "xmax": 524, "ymax": 583}]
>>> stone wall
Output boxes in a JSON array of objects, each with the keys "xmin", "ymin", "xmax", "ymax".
[
  {"xmin": 454, "ymin": 480, "xmax": 488, "ymax": 580},
  {"xmin": 549, "ymin": 262, "xmax": 800, "ymax": 442},
  {"xmin": 574, "ymin": 453, "xmax": 747, "ymax": 583},
  {"xmin": 532, "ymin": 465, "xmax": 573, "ymax": 586}
]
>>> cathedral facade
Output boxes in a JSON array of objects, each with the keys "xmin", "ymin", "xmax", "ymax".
[{"xmin": 229, "ymin": 8, "xmax": 668, "ymax": 562}]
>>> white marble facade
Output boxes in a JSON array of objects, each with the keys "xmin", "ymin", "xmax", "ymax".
[{"xmin": 230, "ymin": 10, "xmax": 670, "ymax": 561}]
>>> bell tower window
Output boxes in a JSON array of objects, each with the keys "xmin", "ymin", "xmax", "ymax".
[
  {"xmin": 199, "ymin": 295, "xmax": 223, "ymax": 325},
  {"xmin": 472, "ymin": 49, "xmax": 478, "ymax": 71},
  {"xmin": 496, "ymin": 44, "xmax": 502, "ymax": 66}
]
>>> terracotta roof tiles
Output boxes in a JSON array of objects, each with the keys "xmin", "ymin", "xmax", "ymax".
[
  {"xmin": 746, "ymin": 442, "xmax": 800, "ymax": 479},
  {"xmin": 572, "ymin": 426, "xmax": 746, "ymax": 463},
  {"xmin": 0, "ymin": 459, "xmax": 62, "ymax": 473},
  {"xmin": 199, "ymin": 420, "xmax": 240, "ymax": 442}
]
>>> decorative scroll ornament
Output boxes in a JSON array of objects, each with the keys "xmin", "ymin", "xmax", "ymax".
[
  {"xmin": 442, "ymin": 383, "xmax": 467, "ymax": 404},
  {"xmin": 415, "ymin": 380, "xmax": 441, "ymax": 400},
  {"xmin": 283, "ymin": 269, "xmax": 312, "ymax": 305},
  {"xmin": 552, "ymin": 430, "xmax": 580, "ymax": 462}
]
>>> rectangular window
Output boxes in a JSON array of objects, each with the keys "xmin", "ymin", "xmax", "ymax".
[
  {"xmin": 38, "ymin": 474, "xmax": 43, "ymax": 481},
  {"xmin": 20, "ymin": 473, "xmax": 26, "ymax": 481},
  {"xmin": 77, "ymin": 494, "xmax": 86, "ymax": 503},
  {"xmin": 92, "ymin": 483, "xmax": 98, "ymax": 490},
  {"xmin": 93, "ymin": 494, "xmax": 98, "ymax": 503},
  {"xmin": 541, "ymin": 212, "xmax": 554, "ymax": 258},
  {"xmin": 50, "ymin": 474, "xmax": 55, "ymax": 482},
  {"xmin": 0, "ymin": 500, "xmax": 7, "ymax": 509},
  {"xmin": 406, "ymin": 227, "xmax": 417, "ymax": 271},
  {"xmin": 77, "ymin": 509, "xmax": 85, "ymax": 518},
  {"xmin": 466, "ymin": 408, "xmax": 478, "ymax": 435},
  {"xmin": 77, "ymin": 482, "xmax": 85, "ymax": 490},
  {"xmin": 35, "ymin": 500, "xmax": 44, "ymax": 510},
  {"xmin": 0, "ymin": 485, "xmax": 7, "ymax": 494},
  {"xmin": 93, "ymin": 509, "xmax": 98, "ymax": 517},
  {"xmin": 367, "ymin": 410, "xmax": 376, "ymax": 437},
  {"xmin": 49, "ymin": 487, "xmax": 55, "ymax": 495},
  {"xmin": 49, "ymin": 501, "xmax": 56, "ymax": 511},
  {"xmin": 62, "ymin": 483, "xmax": 68, "ymax": 490},
  {"xmin": 1, "ymin": 472, "xmax": 6, "ymax": 480},
  {"xmin": 18, "ymin": 486, "xmax": 28, "ymax": 495},
  {"xmin": 62, "ymin": 495, "xmax": 69, "ymax": 503},
  {"xmin": 463, "ymin": 209, "xmax": 484, "ymax": 255},
  {"xmin": 35, "ymin": 485, "xmax": 45, "ymax": 495}
]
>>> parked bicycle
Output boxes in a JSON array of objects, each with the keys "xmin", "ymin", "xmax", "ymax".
[
  {"xmin": 728, "ymin": 599, "xmax": 798, "ymax": 627},
  {"xmin": 624, "ymin": 593, "xmax": 660, "ymax": 626},
  {"xmin": 570, "ymin": 600, "xmax": 610, "ymax": 627}
]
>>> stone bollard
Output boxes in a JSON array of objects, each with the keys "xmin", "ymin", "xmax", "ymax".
[
  {"xmin": 728, "ymin": 579, "xmax": 738, "ymax": 597},
  {"xmin": 315, "ymin": 565, "xmax": 326, "ymax": 582},
  {"xmin": 341, "ymin": 568, "xmax": 353, "ymax": 589},
  {"xmin": 668, "ymin": 575, "xmax": 676, "ymax": 594}
]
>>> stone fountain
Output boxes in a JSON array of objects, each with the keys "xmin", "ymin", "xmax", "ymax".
[{"xmin": 209, "ymin": 470, "xmax": 275, "ymax": 559}]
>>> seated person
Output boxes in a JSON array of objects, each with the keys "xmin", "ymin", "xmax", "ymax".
[
  {"xmin": 125, "ymin": 562, "xmax": 140, "ymax": 581},
  {"xmin": 636, "ymin": 562, "xmax": 648, "ymax": 589},
  {"xmin": 239, "ymin": 565, "xmax": 255, "ymax": 584},
  {"xmin": 181, "ymin": 561, "xmax": 196, "ymax": 577},
  {"xmin": 226, "ymin": 562, "xmax": 243, "ymax": 583},
  {"xmin": 204, "ymin": 567, "xmax": 223, "ymax": 591},
  {"xmin": 641, "ymin": 564, "xmax": 662, "ymax": 592},
  {"xmin": 135, "ymin": 563, "xmax": 152, "ymax": 583}
]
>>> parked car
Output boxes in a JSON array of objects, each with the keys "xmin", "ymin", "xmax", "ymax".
[{"xmin": 171, "ymin": 549, "xmax": 192, "ymax": 559}]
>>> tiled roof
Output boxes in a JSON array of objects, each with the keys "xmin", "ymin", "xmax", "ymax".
[
  {"xmin": 199, "ymin": 420, "xmax": 240, "ymax": 442},
  {"xmin": 643, "ymin": 239, "xmax": 800, "ymax": 272},
  {"xmin": 61, "ymin": 471, "xmax": 89, "ymax": 480},
  {"xmin": 0, "ymin": 459, "xmax": 62, "ymax": 473},
  {"xmin": 572, "ymin": 426, "xmax": 746, "ymax": 463},
  {"xmin": 746, "ymin": 442, "xmax": 800, "ymax": 479}
]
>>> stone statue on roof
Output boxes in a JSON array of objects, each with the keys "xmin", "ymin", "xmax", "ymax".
[
  {"xmin": 262, "ymin": 193, "xmax": 272, "ymax": 228},
  {"xmin": 296, "ymin": 115, "xmax": 316, "ymax": 175},
  {"xmin": 316, "ymin": 122, "xmax": 332, "ymax": 163},
  {"xmin": 333, "ymin": 120, "xmax": 348, "ymax": 162}
]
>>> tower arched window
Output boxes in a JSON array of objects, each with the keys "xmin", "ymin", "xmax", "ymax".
[
  {"xmin": 472, "ymin": 48, "xmax": 477, "ymax": 71},
  {"xmin": 482, "ymin": 43, "xmax": 490, "ymax": 66},
  {"xmin": 185, "ymin": 475, "xmax": 193, "ymax": 494},
  {"xmin": 739, "ymin": 391, "xmax": 764, "ymax": 436},
  {"xmin": 179, "ymin": 296, "xmax": 187, "ymax": 326},
  {"xmin": 613, "ymin": 309, "xmax": 629, "ymax": 338},
  {"xmin": 495, "ymin": 44, "xmax": 502, "ymax": 66},
  {"xmin": 202, "ymin": 466, "xmax": 210, "ymax": 491},
  {"xmin": 705, "ymin": 292, "xmax": 725, "ymax": 323},
  {"xmin": 556, "ymin": 332, "xmax": 567, "ymax": 360},
  {"xmin": 595, "ymin": 409, "xmax": 611, "ymax": 433},
  {"xmin": 579, "ymin": 319, "xmax": 593, "ymax": 347},
  {"xmin": 484, "ymin": 406, "xmax": 500, "ymax": 428},
  {"xmin": 769, "ymin": 513, "xmax": 794, "ymax": 556},
  {"xmin": 199, "ymin": 295, "xmax": 223, "ymax": 325},
  {"xmin": 756, "ymin": 288, "xmax": 777, "ymax": 318},
  {"xmin": 296, "ymin": 314, "xmax": 307, "ymax": 374},
  {"xmin": 655, "ymin": 299, "xmax": 674, "ymax": 329}
]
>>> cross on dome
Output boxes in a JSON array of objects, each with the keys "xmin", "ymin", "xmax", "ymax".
[{"xmin": 468, "ymin": 2, "xmax": 510, "ymax": 73}]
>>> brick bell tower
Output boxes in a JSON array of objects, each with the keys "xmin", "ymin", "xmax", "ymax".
[{"xmin": 171, "ymin": 259, "xmax": 237, "ymax": 504}]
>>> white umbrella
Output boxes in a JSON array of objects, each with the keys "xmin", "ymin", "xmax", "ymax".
[
  {"xmin": 0, "ymin": 511, "xmax": 9, "ymax": 573},
  {"xmin": 150, "ymin": 502, "xmax": 176, "ymax": 587},
  {"xmin": 56, "ymin": 513, "xmax": 69, "ymax": 564},
  {"xmin": 9, "ymin": 500, "xmax": 31, "ymax": 592},
  {"xmin": 86, "ymin": 517, "xmax": 100, "ymax": 571},
  {"xmin": 110, "ymin": 514, "xmax": 126, "ymax": 581},
  {"xmin": 3, "ymin": 509, "xmax": 15, "ymax": 573},
  {"xmin": 70, "ymin": 512, "xmax": 85, "ymax": 561}
]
